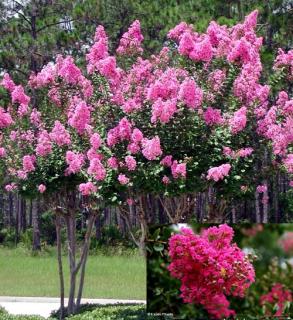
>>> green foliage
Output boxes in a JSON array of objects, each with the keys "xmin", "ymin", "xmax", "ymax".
[
  {"xmin": 51, "ymin": 303, "xmax": 146, "ymax": 319},
  {"xmin": 0, "ymin": 304, "xmax": 147, "ymax": 320},
  {"xmin": 0, "ymin": 228, "xmax": 16, "ymax": 247}
]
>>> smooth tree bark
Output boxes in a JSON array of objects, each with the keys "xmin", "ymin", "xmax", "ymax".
[
  {"xmin": 55, "ymin": 212, "xmax": 65, "ymax": 320},
  {"xmin": 32, "ymin": 199, "xmax": 41, "ymax": 251},
  {"xmin": 50, "ymin": 191, "xmax": 97, "ymax": 316}
]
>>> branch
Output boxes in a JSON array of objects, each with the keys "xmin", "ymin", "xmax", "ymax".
[
  {"xmin": 36, "ymin": 19, "xmax": 75, "ymax": 33},
  {"xmin": 9, "ymin": 6, "xmax": 31, "ymax": 27}
]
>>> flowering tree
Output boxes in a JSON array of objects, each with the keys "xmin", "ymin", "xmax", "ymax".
[{"xmin": 0, "ymin": 9, "xmax": 292, "ymax": 315}]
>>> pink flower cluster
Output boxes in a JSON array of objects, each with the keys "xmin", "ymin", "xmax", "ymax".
[
  {"xmin": 260, "ymin": 283, "xmax": 292, "ymax": 317},
  {"xmin": 49, "ymin": 121, "xmax": 71, "ymax": 146},
  {"xmin": 65, "ymin": 151, "xmax": 84, "ymax": 174},
  {"xmin": 68, "ymin": 98, "xmax": 91, "ymax": 134},
  {"xmin": 203, "ymin": 107, "xmax": 223, "ymax": 126},
  {"xmin": 141, "ymin": 136, "xmax": 162, "ymax": 160},
  {"xmin": 117, "ymin": 20, "xmax": 144, "ymax": 55},
  {"xmin": 38, "ymin": 184, "xmax": 46, "ymax": 193},
  {"xmin": 256, "ymin": 184, "xmax": 267, "ymax": 193},
  {"xmin": 273, "ymin": 49, "xmax": 293, "ymax": 80},
  {"xmin": 178, "ymin": 78, "xmax": 203, "ymax": 109},
  {"xmin": 168, "ymin": 225, "xmax": 255, "ymax": 319},
  {"xmin": 87, "ymin": 158, "xmax": 106, "ymax": 181},
  {"xmin": 107, "ymin": 117, "xmax": 132, "ymax": 147},
  {"xmin": 36, "ymin": 131, "xmax": 52, "ymax": 157},
  {"xmin": 229, "ymin": 106, "xmax": 247, "ymax": 134},
  {"xmin": 171, "ymin": 161, "xmax": 186, "ymax": 179},
  {"xmin": 79, "ymin": 182, "xmax": 97, "ymax": 196},
  {"xmin": 279, "ymin": 232, "xmax": 293, "ymax": 254},
  {"xmin": 223, "ymin": 146, "xmax": 253, "ymax": 159},
  {"xmin": 22, "ymin": 155, "xmax": 36, "ymax": 173},
  {"xmin": 207, "ymin": 163, "xmax": 231, "ymax": 182},
  {"xmin": 0, "ymin": 107, "xmax": 14, "ymax": 129}
]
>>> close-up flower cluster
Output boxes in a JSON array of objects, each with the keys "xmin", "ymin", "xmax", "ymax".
[
  {"xmin": 168, "ymin": 224, "xmax": 255, "ymax": 319},
  {"xmin": 147, "ymin": 224, "xmax": 293, "ymax": 320}
]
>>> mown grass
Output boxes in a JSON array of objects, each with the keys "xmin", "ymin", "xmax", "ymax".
[{"xmin": 0, "ymin": 247, "xmax": 146, "ymax": 300}]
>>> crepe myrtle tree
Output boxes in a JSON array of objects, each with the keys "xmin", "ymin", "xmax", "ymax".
[
  {"xmin": 82, "ymin": 10, "xmax": 293, "ymax": 228},
  {"xmin": 0, "ymin": 59, "xmax": 108, "ymax": 316},
  {"xmin": 0, "ymin": 11, "xmax": 293, "ymax": 301}
]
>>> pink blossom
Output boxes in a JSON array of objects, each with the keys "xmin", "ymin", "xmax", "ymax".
[
  {"xmin": 203, "ymin": 107, "xmax": 223, "ymax": 126},
  {"xmin": 241, "ymin": 185, "xmax": 248, "ymax": 192},
  {"xmin": 38, "ymin": 184, "xmax": 46, "ymax": 193},
  {"xmin": 0, "ymin": 147, "xmax": 6, "ymax": 157},
  {"xmin": 118, "ymin": 173, "xmax": 129, "ymax": 185},
  {"xmin": 0, "ymin": 107, "xmax": 14, "ymax": 128},
  {"xmin": 223, "ymin": 146, "xmax": 233, "ymax": 157},
  {"xmin": 283, "ymin": 154, "xmax": 293, "ymax": 173},
  {"xmin": 179, "ymin": 79, "xmax": 203, "ymax": 109},
  {"xmin": 68, "ymin": 99, "xmax": 91, "ymax": 134},
  {"xmin": 30, "ymin": 108, "xmax": 41, "ymax": 126},
  {"xmin": 168, "ymin": 22, "xmax": 192, "ymax": 41},
  {"xmin": 189, "ymin": 36, "xmax": 213, "ymax": 62},
  {"xmin": 65, "ymin": 151, "xmax": 84, "ymax": 174},
  {"xmin": 107, "ymin": 117, "xmax": 132, "ymax": 147},
  {"xmin": 117, "ymin": 20, "xmax": 144, "ymax": 55},
  {"xmin": 208, "ymin": 69, "xmax": 226, "ymax": 91},
  {"xmin": 127, "ymin": 198, "xmax": 134, "ymax": 205},
  {"xmin": 260, "ymin": 284, "xmax": 292, "ymax": 317},
  {"xmin": 236, "ymin": 147, "xmax": 254, "ymax": 158},
  {"xmin": 162, "ymin": 176, "xmax": 170, "ymax": 184},
  {"xmin": 86, "ymin": 25, "xmax": 109, "ymax": 74},
  {"xmin": 127, "ymin": 143, "xmax": 140, "ymax": 154},
  {"xmin": 11, "ymin": 85, "xmax": 30, "ymax": 106},
  {"xmin": 5, "ymin": 183, "xmax": 17, "ymax": 192},
  {"xmin": 207, "ymin": 163, "xmax": 231, "ymax": 182},
  {"xmin": 1, "ymin": 73, "xmax": 16, "ymax": 92},
  {"xmin": 22, "ymin": 155, "xmax": 36, "ymax": 173},
  {"xmin": 107, "ymin": 156, "xmax": 119, "ymax": 169},
  {"xmin": 36, "ymin": 131, "xmax": 52, "ymax": 157},
  {"xmin": 151, "ymin": 98, "xmax": 177, "ymax": 124},
  {"xmin": 171, "ymin": 161, "xmax": 186, "ymax": 179},
  {"xmin": 131, "ymin": 128, "xmax": 144, "ymax": 143},
  {"xmin": 29, "ymin": 63, "xmax": 56, "ymax": 88},
  {"xmin": 49, "ymin": 121, "xmax": 71, "ymax": 146},
  {"xmin": 160, "ymin": 155, "xmax": 173, "ymax": 167},
  {"xmin": 86, "ymin": 148, "xmax": 103, "ymax": 161},
  {"xmin": 229, "ymin": 106, "xmax": 247, "ymax": 134},
  {"xmin": 142, "ymin": 136, "xmax": 162, "ymax": 160},
  {"xmin": 256, "ymin": 184, "xmax": 267, "ymax": 193},
  {"xmin": 56, "ymin": 55, "xmax": 82, "ymax": 84},
  {"xmin": 168, "ymin": 225, "xmax": 255, "ymax": 319},
  {"xmin": 79, "ymin": 182, "xmax": 97, "ymax": 196},
  {"xmin": 87, "ymin": 158, "xmax": 106, "ymax": 181},
  {"xmin": 125, "ymin": 155, "xmax": 137, "ymax": 171},
  {"xmin": 90, "ymin": 133, "xmax": 102, "ymax": 149}
]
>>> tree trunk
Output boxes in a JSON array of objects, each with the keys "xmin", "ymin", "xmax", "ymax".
[
  {"xmin": 66, "ymin": 212, "xmax": 77, "ymax": 315},
  {"xmin": 76, "ymin": 213, "xmax": 96, "ymax": 309},
  {"xmin": 55, "ymin": 214, "xmax": 65, "ymax": 320},
  {"xmin": 255, "ymin": 191, "xmax": 261, "ymax": 223},
  {"xmin": 32, "ymin": 199, "xmax": 41, "ymax": 251},
  {"xmin": 262, "ymin": 180, "xmax": 269, "ymax": 223}
]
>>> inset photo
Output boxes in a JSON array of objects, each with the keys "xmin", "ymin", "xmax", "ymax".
[{"xmin": 147, "ymin": 224, "xmax": 293, "ymax": 319}]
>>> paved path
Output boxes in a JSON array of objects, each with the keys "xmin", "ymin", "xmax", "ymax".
[{"xmin": 0, "ymin": 297, "xmax": 146, "ymax": 318}]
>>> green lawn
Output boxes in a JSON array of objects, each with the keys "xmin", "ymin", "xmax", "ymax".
[{"xmin": 0, "ymin": 247, "xmax": 146, "ymax": 300}]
